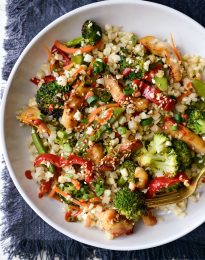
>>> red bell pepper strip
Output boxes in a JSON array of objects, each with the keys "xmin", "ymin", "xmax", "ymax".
[
  {"xmin": 143, "ymin": 64, "xmax": 163, "ymax": 83},
  {"xmin": 133, "ymin": 79, "xmax": 176, "ymax": 111},
  {"xmin": 147, "ymin": 173, "xmax": 189, "ymax": 197},
  {"xmin": 34, "ymin": 154, "xmax": 93, "ymax": 183},
  {"xmin": 30, "ymin": 75, "xmax": 56, "ymax": 86}
]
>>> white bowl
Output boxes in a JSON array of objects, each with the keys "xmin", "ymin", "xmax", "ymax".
[{"xmin": 1, "ymin": 0, "xmax": 205, "ymax": 250}]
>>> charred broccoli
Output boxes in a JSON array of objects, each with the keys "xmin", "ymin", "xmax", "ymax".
[
  {"xmin": 36, "ymin": 81, "xmax": 69, "ymax": 119},
  {"xmin": 65, "ymin": 20, "xmax": 102, "ymax": 47},
  {"xmin": 187, "ymin": 109, "xmax": 205, "ymax": 135},
  {"xmin": 82, "ymin": 20, "xmax": 102, "ymax": 46},
  {"xmin": 137, "ymin": 133, "xmax": 178, "ymax": 176},
  {"xmin": 113, "ymin": 187, "xmax": 147, "ymax": 220},
  {"xmin": 172, "ymin": 139, "xmax": 192, "ymax": 171}
]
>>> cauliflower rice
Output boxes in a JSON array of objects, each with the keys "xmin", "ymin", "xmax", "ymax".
[{"xmin": 17, "ymin": 20, "xmax": 205, "ymax": 239}]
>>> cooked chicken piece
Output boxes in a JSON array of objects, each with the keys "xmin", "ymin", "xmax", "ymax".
[
  {"xmin": 17, "ymin": 106, "xmax": 50, "ymax": 134},
  {"xmin": 98, "ymin": 209, "xmax": 134, "ymax": 239},
  {"xmin": 61, "ymin": 85, "xmax": 91, "ymax": 130},
  {"xmin": 104, "ymin": 75, "xmax": 149, "ymax": 112},
  {"xmin": 140, "ymin": 36, "xmax": 182, "ymax": 82},
  {"xmin": 98, "ymin": 140, "xmax": 142, "ymax": 171},
  {"xmin": 142, "ymin": 211, "xmax": 157, "ymax": 226},
  {"xmin": 61, "ymin": 92, "xmax": 82, "ymax": 130},
  {"xmin": 163, "ymin": 118, "xmax": 205, "ymax": 154},
  {"xmin": 86, "ymin": 143, "xmax": 104, "ymax": 165}
]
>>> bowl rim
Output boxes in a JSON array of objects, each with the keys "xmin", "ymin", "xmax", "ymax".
[{"xmin": 1, "ymin": 0, "xmax": 205, "ymax": 251}]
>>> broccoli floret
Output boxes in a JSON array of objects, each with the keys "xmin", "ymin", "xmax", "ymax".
[
  {"xmin": 113, "ymin": 188, "xmax": 147, "ymax": 220},
  {"xmin": 187, "ymin": 109, "xmax": 205, "ymax": 135},
  {"xmin": 36, "ymin": 81, "xmax": 69, "ymax": 119},
  {"xmin": 82, "ymin": 20, "xmax": 102, "ymax": 46},
  {"xmin": 137, "ymin": 134, "xmax": 178, "ymax": 176},
  {"xmin": 172, "ymin": 139, "xmax": 192, "ymax": 171}
]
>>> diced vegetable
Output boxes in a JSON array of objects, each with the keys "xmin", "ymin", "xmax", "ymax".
[
  {"xmin": 140, "ymin": 117, "xmax": 153, "ymax": 126},
  {"xmin": 71, "ymin": 54, "xmax": 83, "ymax": 64},
  {"xmin": 192, "ymin": 79, "xmax": 205, "ymax": 99},
  {"xmin": 154, "ymin": 76, "xmax": 168, "ymax": 91}
]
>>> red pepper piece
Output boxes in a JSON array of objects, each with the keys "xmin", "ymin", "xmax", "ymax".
[
  {"xmin": 30, "ymin": 75, "xmax": 55, "ymax": 86},
  {"xmin": 134, "ymin": 79, "xmax": 176, "ymax": 111},
  {"xmin": 122, "ymin": 68, "xmax": 132, "ymax": 77},
  {"xmin": 34, "ymin": 154, "xmax": 93, "ymax": 183},
  {"xmin": 30, "ymin": 77, "xmax": 40, "ymax": 85},
  {"xmin": 147, "ymin": 173, "xmax": 189, "ymax": 197},
  {"xmin": 143, "ymin": 64, "xmax": 163, "ymax": 83},
  {"xmin": 44, "ymin": 75, "xmax": 56, "ymax": 83}
]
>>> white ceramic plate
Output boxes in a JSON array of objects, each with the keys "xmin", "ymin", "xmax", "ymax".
[{"xmin": 1, "ymin": 0, "xmax": 205, "ymax": 250}]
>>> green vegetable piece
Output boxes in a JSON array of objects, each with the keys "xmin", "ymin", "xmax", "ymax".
[
  {"xmin": 81, "ymin": 118, "xmax": 88, "ymax": 124},
  {"xmin": 63, "ymin": 143, "xmax": 72, "ymax": 153},
  {"xmin": 32, "ymin": 129, "xmax": 55, "ymax": 173},
  {"xmin": 82, "ymin": 20, "xmax": 102, "ymax": 46},
  {"xmin": 57, "ymin": 130, "xmax": 67, "ymax": 139},
  {"xmin": 131, "ymin": 34, "xmax": 138, "ymax": 46},
  {"xmin": 172, "ymin": 139, "xmax": 192, "ymax": 171},
  {"xmin": 93, "ymin": 60, "xmax": 106, "ymax": 74},
  {"xmin": 36, "ymin": 81, "xmax": 69, "ymax": 119},
  {"xmin": 174, "ymin": 113, "xmax": 181, "ymax": 123},
  {"xmin": 117, "ymin": 176, "xmax": 127, "ymax": 186},
  {"xmin": 86, "ymin": 95, "xmax": 98, "ymax": 105},
  {"xmin": 113, "ymin": 188, "xmax": 147, "ymax": 220},
  {"xmin": 137, "ymin": 133, "xmax": 178, "ymax": 177},
  {"xmin": 192, "ymin": 79, "xmax": 205, "ymax": 99},
  {"xmin": 171, "ymin": 125, "xmax": 178, "ymax": 131},
  {"xmin": 117, "ymin": 126, "xmax": 127, "ymax": 135},
  {"xmin": 140, "ymin": 117, "xmax": 154, "ymax": 126},
  {"xmin": 32, "ymin": 130, "xmax": 46, "ymax": 154},
  {"xmin": 71, "ymin": 54, "xmax": 83, "ymax": 65},
  {"xmin": 120, "ymin": 160, "xmax": 137, "ymax": 183},
  {"xmin": 191, "ymin": 101, "xmax": 205, "ymax": 111},
  {"xmin": 154, "ymin": 76, "xmax": 168, "ymax": 91},
  {"xmin": 65, "ymin": 36, "xmax": 82, "ymax": 47},
  {"xmin": 187, "ymin": 108, "xmax": 205, "ymax": 135},
  {"xmin": 123, "ymin": 87, "xmax": 134, "ymax": 96}
]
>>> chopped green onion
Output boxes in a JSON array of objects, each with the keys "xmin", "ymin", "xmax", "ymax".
[
  {"xmin": 96, "ymin": 188, "xmax": 104, "ymax": 197},
  {"xmin": 81, "ymin": 118, "xmax": 88, "ymax": 124},
  {"xmin": 82, "ymin": 194, "xmax": 89, "ymax": 200},
  {"xmin": 123, "ymin": 87, "xmax": 134, "ymax": 96},
  {"xmin": 63, "ymin": 143, "xmax": 72, "ymax": 153},
  {"xmin": 57, "ymin": 130, "xmax": 66, "ymax": 139},
  {"xmin": 86, "ymin": 95, "xmax": 98, "ymax": 105},
  {"xmin": 71, "ymin": 54, "xmax": 83, "ymax": 65},
  {"xmin": 117, "ymin": 126, "xmax": 128, "ymax": 135},
  {"xmin": 117, "ymin": 176, "xmax": 127, "ymax": 186},
  {"xmin": 171, "ymin": 125, "xmax": 178, "ymax": 131},
  {"xmin": 140, "ymin": 117, "xmax": 154, "ymax": 126},
  {"xmin": 174, "ymin": 113, "xmax": 181, "ymax": 123}
]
